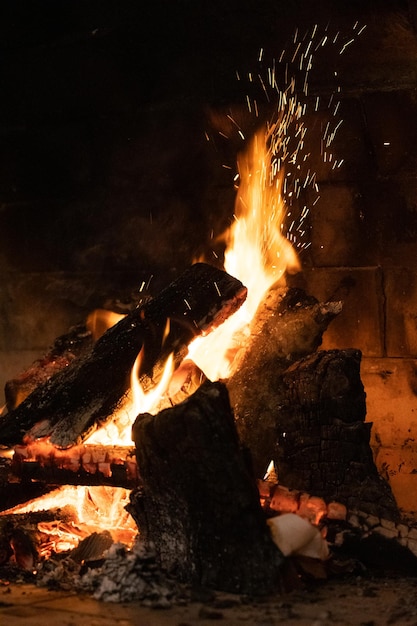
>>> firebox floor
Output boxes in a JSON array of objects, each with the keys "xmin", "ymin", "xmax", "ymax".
[{"xmin": 1, "ymin": 576, "xmax": 417, "ymax": 625}]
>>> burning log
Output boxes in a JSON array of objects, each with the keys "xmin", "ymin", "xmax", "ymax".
[
  {"xmin": 128, "ymin": 379, "xmax": 284, "ymax": 595},
  {"xmin": 0, "ymin": 263, "xmax": 247, "ymax": 448},
  {"xmin": 232, "ymin": 347, "xmax": 399, "ymax": 521},
  {"xmin": 225, "ymin": 285, "xmax": 398, "ymax": 520},
  {"xmin": 4, "ymin": 324, "xmax": 93, "ymax": 412},
  {"xmin": 11, "ymin": 443, "xmax": 139, "ymax": 489}
]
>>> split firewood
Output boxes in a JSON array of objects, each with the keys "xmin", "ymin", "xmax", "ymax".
[
  {"xmin": 128, "ymin": 379, "xmax": 284, "ymax": 595},
  {"xmin": 0, "ymin": 263, "xmax": 247, "ymax": 448}
]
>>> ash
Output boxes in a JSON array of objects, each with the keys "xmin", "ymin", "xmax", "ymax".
[{"xmin": 37, "ymin": 536, "xmax": 183, "ymax": 606}]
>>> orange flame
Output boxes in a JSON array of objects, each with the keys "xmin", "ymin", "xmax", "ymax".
[
  {"xmin": 84, "ymin": 347, "xmax": 174, "ymax": 447},
  {"xmin": 1, "ymin": 485, "xmax": 137, "ymax": 555},
  {"xmin": 86, "ymin": 309, "xmax": 126, "ymax": 341},
  {"xmin": 189, "ymin": 128, "xmax": 300, "ymax": 380}
]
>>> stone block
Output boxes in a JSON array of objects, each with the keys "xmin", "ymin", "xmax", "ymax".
[
  {"xmin": 288, "ymin": 267, "xmax": 384, "ymax": 356},
  {"xmin": 371, "ymin": 448, "xmax": 417, "ymax": 517},
  {"xmin": 354, "ymin": 178, "xmax": 417, "ymax": 272},
  {"xmin": 361, "ymin": 357, "xmax": 417, "ymax": 448},
  {"xmin": 306, "ymin": 183, "xmax": 374, "ymax": 267},
  {"xmin": 385, "ymin": 267, "xmax": 417, "ymax": 357}
]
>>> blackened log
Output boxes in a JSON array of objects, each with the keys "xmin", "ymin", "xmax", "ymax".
[
  {"xmin": 127, "ymin": 380, "xmax": 283, "ymax": 595},
  {"xmin": 229, "ymin": 286, "xmax": 342, "ymax": 382},
  {"xmin": 4, "ymin": 324, "xmax": 93, "ymax": 412},
  {"xmin": 232, "ymin": 348, "xmax": 399, "ymax": 521},
  {"xmin": 0, "ymin": 264, "xmax": 247, "ymax": 448}
]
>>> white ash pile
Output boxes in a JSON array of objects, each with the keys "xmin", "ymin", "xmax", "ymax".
[{"xmin": 37, "ymin": 535, "xmax": 184, "ymax": 606}]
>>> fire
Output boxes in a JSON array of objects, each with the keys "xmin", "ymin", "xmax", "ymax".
[
  {"xmin": 188, "ymin": 126, "xmax": 300, "ymax": 380},
  {"xmin": 2, "ymin": 24, "xmax": 367, "ymax": 565},
  {"xmin": 1, "ymin": 486, "xmax": 136, "ymax": 557},
  {"xmin": 85, "ymin": 347, "xmax": 174, "ymax": 447},
  {"xmin": 86, "ymin": 308, "xmax": 126, "ymax": 341}
]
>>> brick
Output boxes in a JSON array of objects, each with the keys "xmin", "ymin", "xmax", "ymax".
[
  {"xmin": 361, "ymin": 357, "xmax": 417, "ymax": 446},
  {"xmin": 385, "ymin": 268, "xmax": 417, "ymax": 357},
  {"xmin": 307, "ymin": 183, "xmax": 373, "ymax": 267},
  {"xmin": 288, "ymin": 267, "xmax": 384, "ymax": 356}
]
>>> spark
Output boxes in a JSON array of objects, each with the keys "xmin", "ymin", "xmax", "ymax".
[
  {"xmin": 184, "ymin": 299, "xmax": 191, "ymax": 310},
  {"xmin": 340, "ymin": 38, "xmax": 354, "ymax": 54},
  {"xmin": 213, "ymin": 281, "xmax": 221, "ymax": 296},
  {"xmin": 291, "ymin": 42, "xmax": 301, "ymax": 63}
]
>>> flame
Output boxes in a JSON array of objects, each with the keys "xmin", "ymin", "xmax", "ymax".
[
  {"xmin": 1, "ymin": 485, "xmax": 137, "ymax": 556},
  {"xmin": 84, "ymin": 347, "xmax": 174, "ymax": 447},
  {"xmin": 189, "ymin": 128, "xmax": 300, "ymax": 380},
  {"xmin": 86, "ymin": 309, "xmax": 126, "ymax": 341}
]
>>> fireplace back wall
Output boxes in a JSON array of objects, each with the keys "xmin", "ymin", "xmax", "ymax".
[{"xmin": 1, "ymin": 0, "xmax": 417, "ymax": 519}]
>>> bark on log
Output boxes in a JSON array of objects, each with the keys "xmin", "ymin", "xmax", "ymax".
[
  {"xmin": 4, "ymin": 324, "xmax": 93, "ymax": 412},
  {"xmin": 232, "ymin": 348, "xmax": 399, "ymax": 521},
  {"xmin": 0, "ymin": 264, "xmax": 247, "ymax": 448},
  {"xmin": 229, "ymin": 286, "xmax": 343, "ymax": 385},
  {"xmin": 127, "ymin": 380, "xmax": 284, "ymax": 595}
]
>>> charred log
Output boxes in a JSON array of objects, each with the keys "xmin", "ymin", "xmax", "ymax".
[
  {"xmin": 0, "ymin": 264, "xmax": 247, "ymax": 448},
  {"xmin": 4, "ymin": 324, "xmax": 93, "ymax": 413},
  {"xmin": 232, "ymin": 348, "xmax": 399, "ymax": 521},
  {"xmin": 128, "ymin": 380, "xmax": 283, "ymax": 595},
  {"xmin": 229, "ymin": 286, "xmax": 343, "ymax": 378}
]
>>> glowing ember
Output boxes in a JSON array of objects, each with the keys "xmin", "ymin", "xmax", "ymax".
[{"xmin": 1, "ymin": 486, "xmax": 137, "ymax": 557}]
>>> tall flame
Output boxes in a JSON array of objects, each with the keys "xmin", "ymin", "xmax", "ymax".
[{"xmin": 188, "ymin": 126, "xmax": 299, "ymax": 380}]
